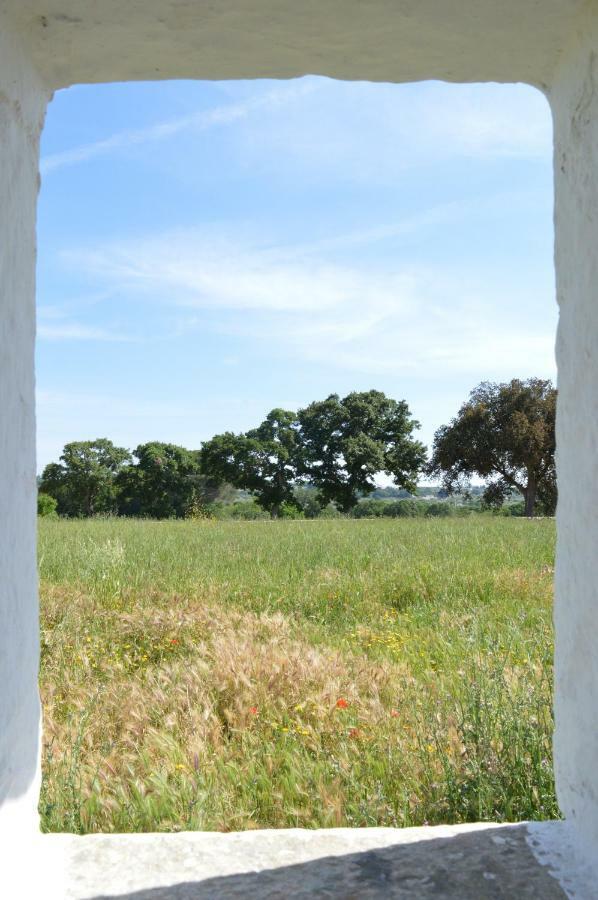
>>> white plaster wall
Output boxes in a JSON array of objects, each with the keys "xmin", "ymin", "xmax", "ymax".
[
  {"xmin": 2, "ymin": 0, "xmax": 587, "ymax": 90},
  {"xmin": 2, "ymin": 0, "xmax": 598, "ymax": 882},
  {"xmin": 0, "ymin": 14, "xmax": 48, "ymax": 840},
  {"xmin": 551, "ymin": 0, "xmax": 598, "ymax": 861}
]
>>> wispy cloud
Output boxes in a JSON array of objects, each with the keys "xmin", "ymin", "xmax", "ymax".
[
  {"xmin": 61, "ymin": 214, "xmax": 557, "ymax": 380},
  {"xmin": 41, "ymin": 78, "xmax": 551, "ymax": 182},
  {"xmin": 41, "ymin": 81, "xmax": 316, "ymax": 174},
  {"xmin": 227, "ymin": 80, "xmax": 552, "ymax": 184},
  {"xmin": 37, "ymin": 305, "xmax": 133, "ymax": 342},
  {"xmin": 65, "ymin": 234, "xmax": 419, "ymax": 315},
  {"xmin": 36, "ymin": 78, "xmax": 555, "ymax": 470},
  {"xmin": 413, "ymin": 84, "xmax": 552, "ymax": 159}
]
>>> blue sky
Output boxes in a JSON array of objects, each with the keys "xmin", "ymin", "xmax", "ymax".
[{"xmin": 37, "ymin": 77, "xmax": 556, "ymax": 472}]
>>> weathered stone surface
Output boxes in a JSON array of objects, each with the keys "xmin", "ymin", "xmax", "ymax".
[
  {"xmin": 62, "ymin": 823, "xmax": 577, "ymax": 900},
  {"xmin": 0, "ymin": 0, "xmax": 589, "ymax": 89}
]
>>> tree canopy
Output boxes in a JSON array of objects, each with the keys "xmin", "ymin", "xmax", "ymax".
[
  {"xmin": 116, "ymin": 442, "xmax": 203, "ymax": 519},
  {"xmin": 297, "ymin": 390, "xmax": 427, "ymax": 512},
  {"xmin": 40, "ymin": 439, "xmax": 131, "ymax": 517},
  {"xmin": 427, "ymin": 378, "xmax": 556, "ymax": 517},
  {"xmin": 39, "ymin": 381, "xmax": 557, "ymax": 520},
  {"xmin": 200, "ymin": 409, "xmax": 301, "ymax": 518}
]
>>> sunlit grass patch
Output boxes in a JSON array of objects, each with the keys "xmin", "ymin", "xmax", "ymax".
[{"xmin": 38, "ymin": 516, "xmax": 557, "ymax": 832}]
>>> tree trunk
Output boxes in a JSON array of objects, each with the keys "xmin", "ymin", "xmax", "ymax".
[{"xmin": 524, "ymin": 474, "xmax": 537, "ymax": 517}]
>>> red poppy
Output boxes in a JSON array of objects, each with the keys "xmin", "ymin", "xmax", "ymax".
[
  {"xmin": 249, "ymin": 706, "xmax": 258, "ymax": 715},
  {"xmin": 390, "ymin": 709, "xmax": 399, "ymax": 718},
  {"xmin": 336, "ymin": 698, "xmax": 349, "ymax": 709},
  {"xmin": 170, "ymin": 639, "xmax": 179, "ymax": 645}
]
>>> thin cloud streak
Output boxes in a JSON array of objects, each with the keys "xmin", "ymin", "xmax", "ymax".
[
  {"xmin": 41, "ymin": 79, "xmax": 551, "ymax": 180},
  {"xmin": 60, "ymin": 219, "xmax": 557, "ymax": 381},
  {"xmin": 60, "ymin": 192, "xmax": 521, "ymax": 310},
  {"xmin": 41, "ymin": 81, "xmax": 316, "ymax": 175},
  {"xmin": 36, "ymin": 78, "xmax": 555, "ymax": 471},
  {"xmin": 232, "ymin": 80, "xmax": 552, "ymax": 185},
  {"xmin": 66, "ymin": 238, "xmax": 420, "ymax": 315}
]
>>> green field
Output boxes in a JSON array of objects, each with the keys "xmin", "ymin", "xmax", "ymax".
[{"xmin": 38, "ymin": 516, "xmax": 558, "ymax": 833}]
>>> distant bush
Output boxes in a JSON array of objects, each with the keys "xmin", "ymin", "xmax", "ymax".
[
  {"xmin": 424, "ymin": 502, "xmax": 453, "ymax": 518},
  {"xmin": 495, "ymin": 499, "xmax": 556, "ymax": 518},
  {"xmin": 293, "ymin": 486, "xmax": 323, "ymax": 518},
  {"xmin": 279, "ymin": 502, "xmax": 304, "ymax": 519},
  {"xmin": 210, "ymin": 500, "xmax": 270, "ymax": 520},
  {"xmin": 392, "ymin": 500, "xmax": 428, "ymax": 517},
  {"xmin": 318, "ymin": 502, "xmax": 343, "ymax": 518},
  {"xmin": 351, "ymin": 499, "xmax": 388, "ymax": 518},
  {"xmin": 38, "ymin": 492, "xmax": 58, "ymax": 518},
  {"xmin": 496, "ymin": 501, "xmax": 526, "ymax": 517},
  {"xmin": 351, "ymin": 498, "xmax": 460, "ymax": 518}
]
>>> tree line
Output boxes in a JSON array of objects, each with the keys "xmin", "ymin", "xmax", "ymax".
[{"xmin": 39, "ymin": 378, "xmax": 557, "ymax": 520}]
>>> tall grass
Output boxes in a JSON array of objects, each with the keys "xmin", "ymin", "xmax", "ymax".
[{"xmin": 38, "ymin": 517, "xmax": 558, "ymax": 833}]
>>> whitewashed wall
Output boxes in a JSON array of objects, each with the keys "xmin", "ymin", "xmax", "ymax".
[
  {"xmin": 0, "ymin": 15, "xmax": 47, "ymax": 842},
  {"xmin": 552, "ymin": 1, "xmax": 598, "ymax": 863},
  {"xmin": 1, "ymin": 0, "xmax": 598, "ymax": 882}
]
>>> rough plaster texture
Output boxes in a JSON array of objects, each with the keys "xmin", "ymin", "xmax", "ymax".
[
  {"xmin": 0, "ymin": 0, "xmax": 589, "ymax": 89},
  {"xmin": 551, "ymin": 0, "xmax": 598, "ymax": 865},
  {"xmin": 2, "ymin": 0, "xmax": 598, "ymax": 895},
  {"xmin": 0, "ymin": 14, "xmax": 48, "ymax": 840}
]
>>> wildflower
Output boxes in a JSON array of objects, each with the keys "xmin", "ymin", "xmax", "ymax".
[
  {"xmin": 390, "ymin": 709, "xmax": 399, "ymax": 718},
  {"xmin": 170, "ymin": 639, "xmax": 179, "ymax": 645},
  {"xmin": 427, "ymin": 743, "xmax": 435, "ymax": 753},
  {"xmin": 336, "ymin": 698, "xmax": 349, "ymax": 709},
  {"xmin": 175, "ymin": 764, "xmax": 186, "ymax": 771},
  {"xmin": 349, "ymin": 728, "xmax": 360, "ymax": 739},
  {"xmin": 249, "ymin": 706, "xmax": 258, "ymax": 715}
]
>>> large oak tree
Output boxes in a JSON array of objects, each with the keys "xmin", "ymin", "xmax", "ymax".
[
  {"xmin": 200, "ymin": 409, "xmax": 301, "ymax": 518},
  {"xmin": 427, "ymin": 378, "xmax": 556, "ymax": 517},
  {"xmin": 297, "ymin": 390, "xmax": 426, "ymax": 512},
  {"xmin": 116, "ymin": 442, "xmax": 202, "ymax": 519},
  {"xmin": 40, "ymin": 438, "xmax": 131, "ymax": 517}
]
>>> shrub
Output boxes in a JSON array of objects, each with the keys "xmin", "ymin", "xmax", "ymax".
[
  {"xmin": 318, "ymin": 502, "xmax": 343, "ymax": 518},
  {"xmin": 387, "ymin": 499, "xmax": 425, "ymax": 517},
  {"xmin": 498, "ymin": 501, "xmax": 526, "ymax": 517},
  {"xmin": 38, "ymin": 492, "xmax": 58, "ymax": 518},
  {"xmin": 279, "ymin": 502, "xmax": 304, "ymax": 519},
  {"xmin": 210, "ymin": 500, "xmax": 270, "ymax": 520},
  {"xmin": 351, "ymin": 498, "xmax": 454, "ymax": 518},
  {"xmin": 425, "ymin": 502, "xmax": 453, "ymax": 518},
  {"xmin": 293, "ymin": 486, "xmax": 324, "ymax": 518},
  {"xmin": 352, "ymin": 499, "xmax": 387, "ymax": 518}
]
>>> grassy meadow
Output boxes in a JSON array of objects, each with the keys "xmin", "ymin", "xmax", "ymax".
[{"xmin": 38, "ymin": 516, "xmax": 558, "ymax": 833}]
